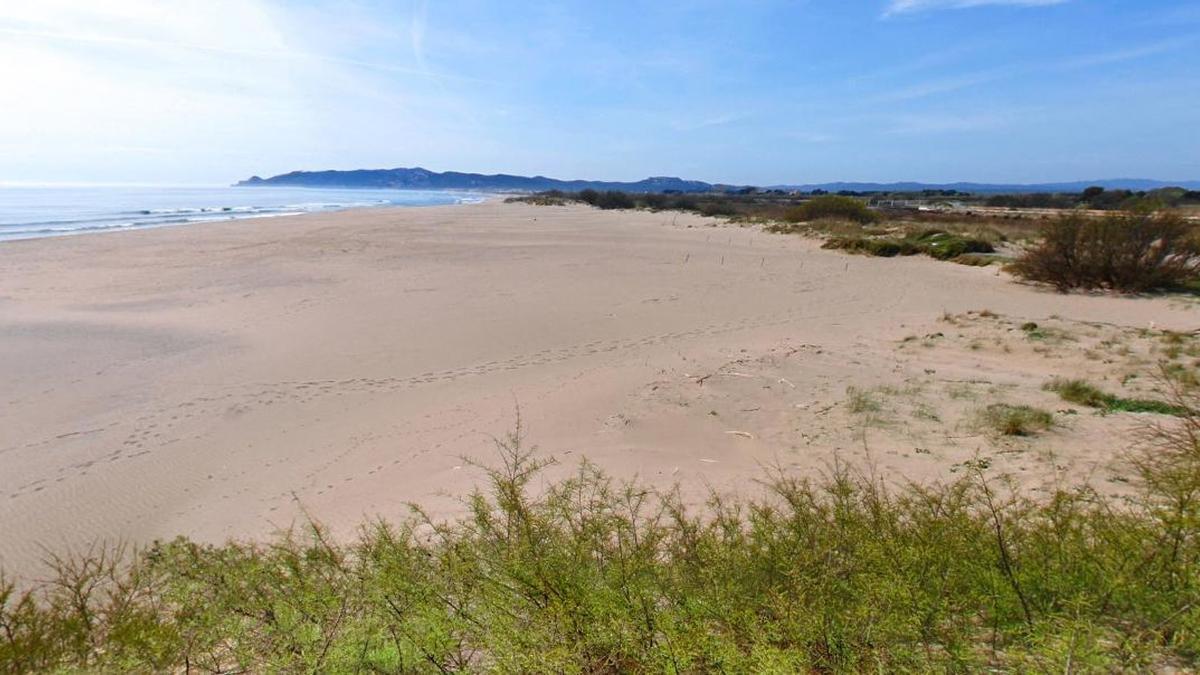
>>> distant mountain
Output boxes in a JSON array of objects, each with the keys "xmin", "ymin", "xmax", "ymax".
[
  {"xmin": 236, "ymin": 167, "xmax": 714, "ymax": 193},
  {"xmin": 237, "ymin": 168, "xmax": 1200, "ymax": 194},
  {"xmin": 767, "ymin": 179, "xmax": 1200, "ymax": 193}
]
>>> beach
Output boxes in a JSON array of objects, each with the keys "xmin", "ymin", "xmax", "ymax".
[{"xmin": 1, "ymin": 200, "xmax": 1194, "ymax": 577}]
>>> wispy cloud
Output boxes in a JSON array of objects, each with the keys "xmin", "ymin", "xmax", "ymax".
[
  {"xmin": 670, "ymin": 113, "xmax": 748, "ymax": 132},
  {"xmin": 410, "ymin": 0, "xmax": 430, "ymax": 74},
  {"xmin": 1137, "ymin": 4, "xmax": 1200, "ymax": 27},
  {"xmin": 0, "ymin": 25, "xmax": 470, "ymax": 81},
  {"xmin": 847, "ymin": 43, "xmax": 983, "ymax": 83},
  {"xmin": 785, "ymin": 131, "xmax": 836, "ymax": 144},
  {"xmin": 1056, "ymin": 35, "xmax": 1198, "ymax": 69},
  {"xmin": 884, "ymin": 0, "xmax": 1068, "ymax": 17},
  {"xmin": 870, "ymin": 69, "xmax": 1007, "ymax": 102},
  {"xmin": 884, "ymin": 109, "xmax": 1033, "ymax": 134}
]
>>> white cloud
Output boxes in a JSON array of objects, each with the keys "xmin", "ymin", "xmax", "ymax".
[
  {"xmin": 885, "ymin": 0, "xmax": 1068, "ymax": 17},
  {"xmin": 0, "ymin": 0, "xmax": 485, "ymax": 183}
]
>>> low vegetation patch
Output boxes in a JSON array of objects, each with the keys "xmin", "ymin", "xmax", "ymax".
[
  {"xmin": 4, "ymin": 393, "xmax": 1200, "ymax": 672},
  {"xmin": 845, "ymin": 385, "xmax": 882, "ymax": 413},
  {"xmin": 823, "ymin": 229, "xmax": 995, "ymax": 263},
  {"xmin": 1045, "ymin": 377, "xmax": 1191, "ymax": 416},
  {"xmin": 949, "ymin": 252, "xmax": 996, "ymax": 267},
  {"xmin": 978, "ymin": 403, "xmax": 1055, "ymax": 436},
  {"xmin": 578, "ymin": 189, "xmax": 637, "ymax": 210},
  {"xmin": 1010, "ymin": 211, "xmax": 1200, "ymax": 292},
  {"xmin": 782, "ymin": 194, "xmax": 878, "ymax": 224}
]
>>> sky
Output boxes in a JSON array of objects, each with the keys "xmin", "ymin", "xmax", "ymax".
[{"xmin": 0, "ymin": 0, "xmax": 1198, "ymax": 186}]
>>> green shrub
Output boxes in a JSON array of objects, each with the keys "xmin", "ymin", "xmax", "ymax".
[
  {"xmin": 5, "ymin": 400, "xmax": 1200, "ymax": 672},
  {"xmin": 823, "ymin": 236, "xmax": 915, "ymax": 257},
  {"xmin": 912, "ymin": 230, "xmax": 995, "ymax": 260},
  {"xmin": 1011, "ymin": 212, "xmax": 1200, "ymax": 292},
  {"xmin": 784, "ymin": 195, "xmax": 879, "ymax": 224},
  {"xmin": 823, "ymin": 231, "xmax": 993, "ymax": 262},
  {"xmin": 865, "ymin": 239, "xmax": 904, "ymax": 257}
]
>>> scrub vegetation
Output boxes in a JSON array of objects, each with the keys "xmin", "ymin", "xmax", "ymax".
[
  {"xmin": 510, "ymin": 189, "xmax": 1200, "ymax": 286},
  {"xmin": 1010, "ymin": 212, "xmax": 1200, "ymax": 292},
  {"xmin": 4, "ymin": 385, "xmax": 1200, "ymax": 672}
]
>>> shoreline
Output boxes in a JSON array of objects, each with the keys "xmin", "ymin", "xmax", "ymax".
[
  {"xmin": 2, "ymin": 201, "xmax": 1195, "ymax": 577},
  {"xmin": 0, "ymin": 185, "xmax": 491, "ymax": 244}
]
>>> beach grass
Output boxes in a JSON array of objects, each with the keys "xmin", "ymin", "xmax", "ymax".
[
  {"xmin": 1045, "ymin": 377, "xmax": 1191, "ymax": 417},
  {"xmin": 978, "ymin": 403, "xmax": 1055, "ymax": 436}
]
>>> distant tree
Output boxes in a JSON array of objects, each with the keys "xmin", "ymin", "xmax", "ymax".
[
  {"xmin": 1089, "ymin": 189, "xmax": 1133, "ymax": 210},
  {"xmin": 577, "ymin": 189, "xmax": 600, "ymax": 205},
  {"xmin": 1080, "ymin": 186, "xmax": 1105, "ymax": 202},
  {"xmin": 668, "ymin": 195, "xmax": 699, "ymax": 211},
  {"xmin": 986, "ymin": 193, "xmax": 1077, "ymax": 209},
  {"xmin": 638, "ymin": 193, "xmax": 668, "ymax": 210},
  {"xmin": 593, "ymin": 191, "xmax": 635, "ymax": 210},
  {"xmin": 701, "ymin": 201, "xmax": 739, "ymax": 217}
]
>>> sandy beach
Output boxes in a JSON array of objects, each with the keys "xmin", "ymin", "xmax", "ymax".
[{"xmin": 1, "ymin": 201, "xmax": 1195, "ymax": 576}]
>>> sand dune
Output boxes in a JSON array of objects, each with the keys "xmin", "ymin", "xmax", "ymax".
[{"xmin": 1, "ymin": 201, "xmax": 1194, "ymax": 577}]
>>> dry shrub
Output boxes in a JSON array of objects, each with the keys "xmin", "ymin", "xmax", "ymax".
[{"xmin": 1011, "ymin": 212, "xmax": 1200, "ymax": 292}]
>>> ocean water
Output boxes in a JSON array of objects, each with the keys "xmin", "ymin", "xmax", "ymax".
[{"xmin": 0, "ymin": 185, "xmax": 484, "ymax": 242}]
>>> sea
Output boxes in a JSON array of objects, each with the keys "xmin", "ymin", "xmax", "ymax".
[{"xmin": 0, "ymin": 185, "xmax": 485, "ymax": 242}]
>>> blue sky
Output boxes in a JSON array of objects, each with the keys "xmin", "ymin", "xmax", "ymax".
[{"xmin": 0, "ymin": 0, "xmax": 1197, "ymax": 185}]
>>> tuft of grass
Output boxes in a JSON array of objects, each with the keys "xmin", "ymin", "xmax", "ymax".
[
  {"xmin": 845, "ymin": 386, "xmax": 881, "ymax": 414},
  {"xmin": 1164, "ymin": 362, "xmax": 1200, "ymax": 388},
  {"xmin": 1045, "ymin": 378, "xmax": 1109, "ymax": 408},
  {"xmin": 1019, "ymin": 322, "xmax": 1075, "ymax": 343},
  {"xmin": 978, "ymin": 403, "xmax": 1055, "ymax": 436},
  {"xmin": 913, "ymin": 402, "xmax": 941, "ymax": 421},
  {"xmin": 1045, "ymin": 378, "xmax": 1191, "ymax": 416}
]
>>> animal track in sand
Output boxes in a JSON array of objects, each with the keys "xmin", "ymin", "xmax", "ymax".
[{"xmin": 5, "ymin": 302, "xmax": 884, "ymax": 502}]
